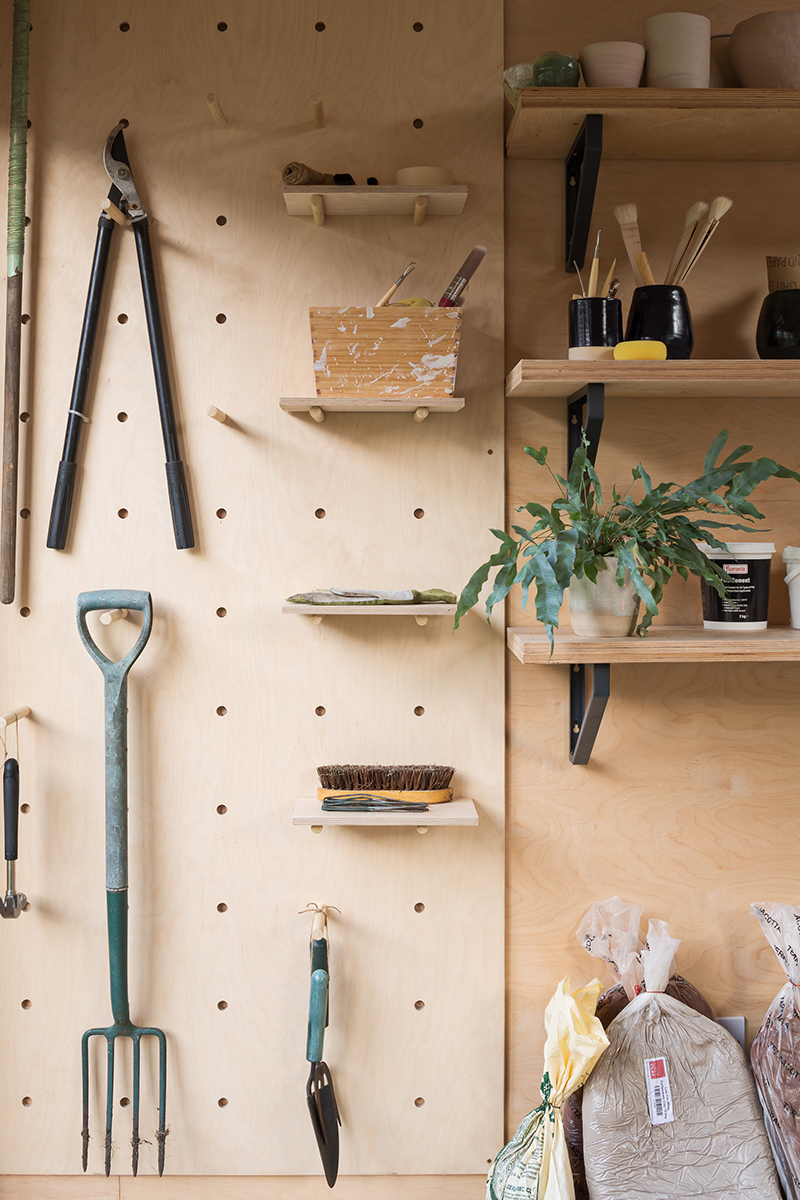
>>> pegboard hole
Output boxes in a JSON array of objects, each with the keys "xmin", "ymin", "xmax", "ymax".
[
  {"xmin": 216, "ymin": 804, "xmax": 227, "ymax": 814},
  {"xmin": 217, "ymin": 903, "xmax": 228, "ymax": 913},
  {"xmin": 414, "ymin": 902, "xmax": 425, "ymax": 913},
  {"xmin": 19, "ymin": 412, "xmax": 30, "ymax": 423},
  {"xmin": 487, "ymin": 448, "xmax": 493, "ymax": 455},
  {"xmin": 21, "ymin": 999, "xmax": 31, "ymax": 1009},
  {"xmin": 414, "ymin": 1097, "xmax": 425, "ymax": 1107},
  {"xmin": 117, "ymin": 508, "xmax": 128, "ymax": 519},
  {"xmin": 216, "ymin": 607, "xmax": 227, "ymax": 618},
  {"xmin": 117, "ymin": 412, "xmax": 128, "ymax": 422},
  {"xmin": 19, "ymin": 508, "xmax": 29, "ymax": 519},
  {"xmin": 216, "ymin": 215, "xmax": 227, "ymax": 226},
  {"xmin": 315, "ymin": 20, "xmax": 325, "ymax": 30},
  {"xmin": 315, "ymin": 706, "xmax": 326, "ymax": 717},
  {"xmin": 414, "ymin": 1000, "xmax": 425, "ymax": 1010},
  {"xmin": 119, "ymin": 22, "xmax": 130, "ymax": 32},
  {"xmin": 19, "ymin": 607, "xmax": 30, "ymax": 618},
  {"xmin": 24, "ymin": 215, "xmax": 31, "ymax": 226},
  {"xmin": 315, "ymin": 508, "xmax": 326, "ymax": 519},
  {"xmin": 21, "ymin": 1097, "xmax": 32, "ymax": 1107},
  {"xmin": 413, "ymin": 21, "xmax": 424, "ymax": 30},
  {"xmin": 218, "ymin": 1096, "xmax": 229, "ymax": 1106},
  {"xmin": 120, "ymin": 1097, "xmax": 131, "ymax": 1107},
  {"xmin": 117, "ymin": 313, "xmax": 128, "ymax": 324},
  {"xmin": 414, "ymin": 705, "xmax": 425, "ymax": 716},
  {"xmin": 26, "ymin": 120, "xmax": 31, "ymax": 129},
  {"xmin": 414, "ymin": 508, "xmax": 424, "ymax": 519},
  {"xmin": 412, "ymin": 118, "xmax": 424, "ymax": 129},
  {"xmin": 217, "ymin": 1000, "xmax": 228, "ymax": 1010},
  {"xmin": 216, "ymin": 508, "xmax": 227, "ymax": 520},
  {"xmin": 20, "ymin": 803, "xmax": 29, "ymax": 814},
  {"xmin": 21, "ymin": 313, "xmax": 30, "ymax": 325},
  {"xmin": 216, "ymin": 705, "xmax": 227, "ymax": 717},
  {"xmin": 217, "ymin": 21, "xmax": 228, "ymax": 31},
  {"xmin": 216, "ymin": 313, "xmax": 227, "ymax": 324}
]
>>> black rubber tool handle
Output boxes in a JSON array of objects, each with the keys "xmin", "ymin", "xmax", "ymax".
[{"xmin": 4, "ymin": 758, "xmax": 19, "ymax": 861}]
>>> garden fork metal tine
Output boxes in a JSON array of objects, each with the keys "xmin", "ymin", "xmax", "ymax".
[
  {"xmin": 105, "ymin": 1032, "xmax": 116, "ymax": 1176},
  {"xmin": 132, "ymin": 1032, "xmax": 141, "ymax": 1176}
]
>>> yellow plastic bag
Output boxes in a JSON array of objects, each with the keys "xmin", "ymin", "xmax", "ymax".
[{"xmin": 487, "ymin": 977, "xmax": 609, "ymax": 1200}]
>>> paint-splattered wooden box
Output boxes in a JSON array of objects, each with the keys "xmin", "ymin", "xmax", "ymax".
[{"xmin": 309, "ymin": 306, "xmax": 461, "ymax": 398}]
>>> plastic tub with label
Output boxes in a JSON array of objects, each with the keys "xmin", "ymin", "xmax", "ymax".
[{"xmin": 696, "ymin": 542, "xmax": 775, "ymax": 630}]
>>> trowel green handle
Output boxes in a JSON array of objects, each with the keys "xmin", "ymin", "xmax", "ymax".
[
  {"xmin": 307, "ymin": 968, "xmax": 329, "ymax": 1063},
  {"xmin": 76, "ymin": 590, "xmax": 153, "ymax": 892}
]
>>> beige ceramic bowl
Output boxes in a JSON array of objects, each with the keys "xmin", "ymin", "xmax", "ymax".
[
  {"xmin": 730, "ymin": 11, "xmax": 800, "ymax": 88},
  {"xmin": 579, "ymin": 41, "xmax": 645, "ymax": 87}
]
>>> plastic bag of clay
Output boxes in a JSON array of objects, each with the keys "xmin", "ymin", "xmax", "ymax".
[
  {"xmin": 750, "ymin": 902, "xmax": 800, "ymax": 1200},
  {"xmin": 486, "ymin": 977, "xmax": 609, "ymax": 1200},
  {"xmin": 582, "ymin": 919, "xmax": 780, "ymax": 1200}
]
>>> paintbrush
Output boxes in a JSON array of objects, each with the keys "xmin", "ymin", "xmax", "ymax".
[
  {"xmin": 600, "ymin": 257, "xmax": 616, "ymax": 299},
  {"xmin": 613, "ymin": 203, "xmax": 644, "ymax": 286},
  {"xmin": 438, "ymin": 245, "xmax": 486, "ymax": 306},
  {"xmin": 635, "ymin": 251, "xmax": 655, "ymax": 287},
  {"xmin": 676, "ymin": 196, "xmax": 733, "ymax": 284},
  {"xmin": 573, "ymin": 260, "xmax": 587, "ymax": 297},
  {"xmin": 376, "ymin": 261, "xmax": 416, "ymax": 307},
  {"xmin": 665, "ymin": 201, "xmax": 708, "ymax": 285},
  {"xmin": 587, "ymin": 230, "xmax": 602, "ymax": 296}
]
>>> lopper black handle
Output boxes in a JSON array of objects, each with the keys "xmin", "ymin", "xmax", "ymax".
[
  {"xmin": 165, "ymin": 460, "xmax": 194, "ymax": 550},
  {"xmin": 4, "ymin": 758, "xmax": 19, "ymax": 861},
  {"xmin": 46, "ymin": 459, "xmax": 78, "ymax": 550}
]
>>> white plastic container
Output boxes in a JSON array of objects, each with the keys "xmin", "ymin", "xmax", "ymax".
[
  {"xmin": 696, "ymin": 542, "xmax": 775, "ymax": 630},
  {"xmin": 783, "ymin": 546, "xmax": 800, "ymax": 629}
]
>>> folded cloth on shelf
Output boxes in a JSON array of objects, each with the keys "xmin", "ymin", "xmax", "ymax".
[{"xmin": 286, "ymin": 587, "xmax": 457, "ymax": 605}]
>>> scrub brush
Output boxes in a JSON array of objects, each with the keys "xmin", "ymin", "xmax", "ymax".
[{"xmin": 316, "ymin": 763, "xmax": 455, "ymax": 804}]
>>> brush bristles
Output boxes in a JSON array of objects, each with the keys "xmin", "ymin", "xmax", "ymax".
[
  {"xmin": 613, "ymin": 203, "xmax": 637, "ymax": 226},
  {"xmin": 458, "ymin": 245, "xmax": 487, "ymax": 282},
  {"xmin": 708, "ymin": 195, "xmax": 733, "ymax": 221},
  {"xmin": 686, "ymin": 200, "xmax": 708, "ymax": 225},
  {"xmin": 317, "ymin": 764, "xmax": 455, "ymax": 790}
]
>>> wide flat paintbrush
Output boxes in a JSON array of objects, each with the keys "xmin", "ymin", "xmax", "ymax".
[
  {"xmin": 676, "ymin": 196, "xmax": 733, "ymax": 284},
  {"xmin": 613, "ymin": 203, "xmax": 644, "ymax": 287},
  {"xmin": 438, "ymin": 245, "xmax": 486, "ymax": 306},
  {"xmin": 665, "ymin": 201, "xmax": 708, "ymax": 285}
]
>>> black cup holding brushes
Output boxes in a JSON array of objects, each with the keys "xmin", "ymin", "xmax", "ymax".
[
  {"xmin": 568, "ymin": 298, "xmax": 623, "ymax": 359},
  {"xmin": 625, "ymin": 285, "xmax": 694, "ymax": 359}
]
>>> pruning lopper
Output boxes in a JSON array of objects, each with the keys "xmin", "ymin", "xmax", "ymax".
[{"xmin": 47, "ymin": 124, "xmax": 194, "ymax": 551}]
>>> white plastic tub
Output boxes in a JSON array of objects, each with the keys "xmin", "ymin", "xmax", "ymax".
[
  {"xmin": 783, "ymin": 546, "xmax": 800, "ymax": 630},
  {"xmin": 696, "ymin": 542, "xmax": 775, "ymax": 631}
]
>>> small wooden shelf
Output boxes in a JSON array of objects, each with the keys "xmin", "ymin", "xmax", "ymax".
[
  {"xmin": 284, "ymin": 604, "xmax": 457, "ymax": 617},
  {"xmin": 506, "ymin": 89, "xmax": 800, "ymax": 160},
  {"xmin": 283, "ymin": 184, "xmax": 468, "ymax": 220},
  {"xmin": 293, "ymin": 797, "xmax": 479, "ymax": 827},
  {"xmin": 508, "ymin": 625, "xmax": 800, "ymax": 665},
  {"xmin": 280, "ymin": 396, "xmax": 465, "ymax": 415},
  {"xmin": 505, "ymin": 360, "xmax": 800, "ymax": 399}
]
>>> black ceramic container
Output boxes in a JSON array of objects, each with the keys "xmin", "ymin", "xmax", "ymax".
[
  {"xmin": 756, "ymin": 291, "xmax": 800, "ymax": 359},
  {"xmin": 568, "ymin": 297, "xmax": 623, "ymax": 348},
  {"xmin": 624, "ymin": 285, "xmax": 694, "ymax": 359}
]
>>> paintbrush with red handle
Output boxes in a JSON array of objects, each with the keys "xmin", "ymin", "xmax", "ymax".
[{"xmin": 438, "ymin": 245, "xmax": 487, "ymax": 307}]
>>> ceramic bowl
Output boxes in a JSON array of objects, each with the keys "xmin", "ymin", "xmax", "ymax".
[
  {"xmin": 579, "ymin": 41, "xmax": 645, "ymax": 87},
  {"xmin": 730, "ymin": 11, "xmax": 800, "ymax": 88},
  {"xmin": 503, "ymin": 62, "xmax": 536, "ymax": 105}
]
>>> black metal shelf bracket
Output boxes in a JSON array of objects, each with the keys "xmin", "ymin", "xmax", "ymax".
[
  {"xmin": 565, "ymin": 114, "xmax": 603, "ymax": 273},
  {"xmin": 569, "ymin": 662, "xmax": 610, "ymax": 765},
  {"xmin": 568, "ymin": 381, "xmax": 605, "ymax": 467}
]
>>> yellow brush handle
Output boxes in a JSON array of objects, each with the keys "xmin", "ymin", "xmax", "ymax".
[
  {"xmin": 318, "ymin": 788, "xmax": 453, "ymax": 804},
  {"xmin": 600, "ymin": 257, "xmax": 617, "ymax": 298},
  {"xmin": 587, "ymin": 256, "xmax": 600, "ymax": 298}
]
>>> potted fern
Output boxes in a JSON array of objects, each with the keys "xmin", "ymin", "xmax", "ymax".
[{"xmin": 455, "ymin": 430, "xmax": 800, "ymax": 646}]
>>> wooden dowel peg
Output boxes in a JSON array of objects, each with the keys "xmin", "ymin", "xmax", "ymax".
[
  {"xmin": 413, "ymin": 407, "xmax": 429, "ymax": 422},
  {"xmin": 207, "ymin": 405, "xmax": 228, "ymax": 423},
  {"xmin": 311, "ymin": 615, "xmax": 324, "ymax": 625},
  {"xmin": 0, "ymin": 706, "xmax": 30, "ymax": 728},
  {"xmin": 310, "ymin": 194, "xmax": 326, "ymax": 226},
  {"xmin": 102, "ymin": 199, "xmax": 132, "ymax": 227},
  {"xmin": 416, "ymin": 826, "xmax": 429, "ymax": 834},
  {"xmin": 414, "ymin": 615, "xmax": 428, "ymax": 627},
  {"xmin": 100, "ymin": 608, "xmax": 128, "ymax": 626},
  {"xmin": 206, "ymin": 92, "xmax": 228, "ymax": 128},
  {"xmin": 309, "ymin": 406, "xmax": 326, "ymax": 423},
  {"xmin": 311, "ymin": 825, "xmax": 323, "ymax": 834},
  {"xmin": 311, "ymin": 95, "xmax": 325, "ymax": 128},
  {"xmin": 413, "ymin": 195, "xmax": 428, "ymax": 226}
]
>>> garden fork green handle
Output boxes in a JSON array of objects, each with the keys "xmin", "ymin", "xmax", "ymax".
[{"xmin": 77, "ymin": 590, "xmax": 167, "ymax": 1177}]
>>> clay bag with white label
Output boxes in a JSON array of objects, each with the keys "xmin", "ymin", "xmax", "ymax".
[
  {"xmin": 750, "ymin": 901, "xmax": 800, "ymax": 1200},
  {"xmin": 583, "ymin": 920, "xmax": 781, "ymax": 1200}
]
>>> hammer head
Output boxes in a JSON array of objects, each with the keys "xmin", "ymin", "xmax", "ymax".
[{"xmin": 0, "ymin": 890, "xmax": 26, "ymax": 919}]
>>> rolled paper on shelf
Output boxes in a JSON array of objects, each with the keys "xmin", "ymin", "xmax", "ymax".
[
  {"xmin": 282, "ymin": 161, "xmax": 336, "ymax": 186},
  {"xmin": 614, "ymin": 340, "xmax": 667, "ymax": 360}
]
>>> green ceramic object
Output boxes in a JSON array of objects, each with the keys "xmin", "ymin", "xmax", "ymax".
[{"xmin": 533, "ymin": 51, "xmax": 580, "ymax": 87}]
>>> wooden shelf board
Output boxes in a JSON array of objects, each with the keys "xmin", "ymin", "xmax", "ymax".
[
  {"xmin": 508, "ymin": 625, "xmax": 800, "ymax": 664},
  {"xmin": 280, "ymin": 396, "xmax": 465, "ymax": 413},
  {"xmin": 505, "ymin": 360, "xmax": 800, "ymax": 399},
  {"xmin": 283, "ymin": 185, "xmax": 469, "ymax": 217},
  {"xmin": 284, "ymin": 603, "xmax": 457, "ymax": 616},
  {"xmin": 506, "ymin": 89, "xmax": 800, "ymax": 160},
  {"xmin": 293, "ymin": 797, "xmax": 479, "ymax": 826}
]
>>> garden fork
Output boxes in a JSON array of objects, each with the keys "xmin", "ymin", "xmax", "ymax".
[{"xmin": 77, "ymin": 589, "xmax": 167, "ymax": 1176}]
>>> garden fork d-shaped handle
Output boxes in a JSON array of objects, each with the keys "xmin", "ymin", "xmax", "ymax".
[{"xmin": 77, "ymin": 590, "xmax": 152, "ymax": 891}]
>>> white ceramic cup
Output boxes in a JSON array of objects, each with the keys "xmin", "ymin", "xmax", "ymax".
[
  {"xmin": 644, "ymin": 12, "xmax": 711, "ymax": 88},
  {"xmin": 579, "ymin": 41, "xmax": 645, "ymax": 87}
]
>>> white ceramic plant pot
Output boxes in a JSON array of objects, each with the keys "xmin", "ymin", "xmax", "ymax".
[
  {"xmin": 567, "ymin": 557, "xmax": 641, "ymax": 637},
  {"xmin": 644, "ymin": 12, "xmax": 711, "ymax": 88},
  {"xmin": 579, "ymin": 42, "xmax": 645, "ymax": 87},
  {"xmin": 729, "ymin": 11, "xmax": 800, "ymax": 89}
]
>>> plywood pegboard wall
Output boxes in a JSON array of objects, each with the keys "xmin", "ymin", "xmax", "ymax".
[{"xmin": 0, "ymin": 0, "xmax": 504, "ymax": 1190}]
